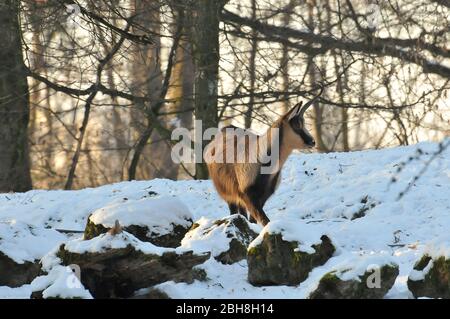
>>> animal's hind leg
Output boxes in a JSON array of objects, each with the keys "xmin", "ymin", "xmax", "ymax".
[
  {"xmin": 238, "ymin": 205, "xmax": 251, "ymax": 221},
  {"xmin": 241, "ymin": 193, "xmax": 270, "ymax": 226},
  {"xmin": 229, "ymin": 203, "xmax": 250, "ymax": 221}
]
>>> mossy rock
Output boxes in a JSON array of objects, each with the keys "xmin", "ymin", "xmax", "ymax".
[
  {"xmin": 0, "ymin": 251, "xmax": 41, "ymax": 287},
  {"xmin": 247, "ymin": 233, "xmax": 335, "ymax": 286},
  {"xmin": 84, "ymin": 215, "xmax": 192, "ymax": 248},
  {"xmin": 182, "ymin": 214, "xmax": 258, "ymax": 265},
  {"xmin": 407, "ymin": 254, "xmax": 450, "ymax": 299},
  {"xmin": 57, "ymin": 242, "xmax": 209, "ymax": 298},
  {"xmin": 214, "ymin": 215, "xmax": 258, "ymax": 264},
  {"xmin": 309, "ymin": 264, "xmax": 399, "ymax": 299}
]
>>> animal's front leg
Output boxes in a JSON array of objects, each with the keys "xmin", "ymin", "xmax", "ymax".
[{"xmin": 228, "ymin": 203, "xmax": 238, "ymax": 215}]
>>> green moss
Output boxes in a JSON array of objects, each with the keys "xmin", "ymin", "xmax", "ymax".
[
  {"xmin": 291, "ymin": 251, "xmax": 306, "ymax": 266},
  {"xmin": 248, "ymin": 232, "xmax": 335, "ymax": 286},
  {"xmin": 317, "ymin": 272, "xmax": 341, "ymax": 294},
  {"xmin": 321, "ymin": 272, "xmax": 340, "ymax": 285},
  {"xmin": 310, "ymin": 264, "xmax": 399, "ymax": 299},
  {"xmin": 83, "ymin": 216, "xmax": 109, "ymax": 240},
  {"xmin": 247, "ymin": 245, "xmax": 260, "ymax": 256},
  {"xmin": 407, "ymin": 254, "xmax": 450, "ymax": 298},
  {"xmin": 290, "ymin": 240, "xmax": 300, "ymax": 250},
  {"xmin": 213, "ymin": 219, "xmax": 229, "ymax": 227},
  {"xmin": 414, "ymin": 254, "xmax": 433, "ymax": 271}
]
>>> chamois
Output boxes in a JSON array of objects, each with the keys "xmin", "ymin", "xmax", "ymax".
[{"xmin": 204, "ymin": 87, "xmax": 323, "ymax": 226}]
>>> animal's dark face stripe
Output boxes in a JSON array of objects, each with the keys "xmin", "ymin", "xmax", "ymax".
[
  {"xmin": 298, "ymin": 128, "xmax": 314, "ymax": 145},
  {"xmin": 289, "ymin": 118, "xmax": 315, "ymax": 146}
]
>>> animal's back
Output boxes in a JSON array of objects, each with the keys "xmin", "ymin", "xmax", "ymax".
[{"xmin": 204, "ymin": 126, "xmax": 260, "ymax": 204}]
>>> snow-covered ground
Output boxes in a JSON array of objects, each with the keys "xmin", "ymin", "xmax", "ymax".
[{"xmin": 0, "ymin": 141, "xmax": 449, "ymax": 298}]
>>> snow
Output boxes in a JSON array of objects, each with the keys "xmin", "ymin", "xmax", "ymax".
[
  {"xmin": 423, "ymin": 233, "xmax": 450, "ymax": 259},
  {"xmin": 0, "ymin": 285, "xmax": 32, "ymax": 299},
  {"xmin": 181, "ymin": 216, "xmax": 236, "ymax": 257},
  {"xmin": 89, "ymin": 196, "xmax": 193, "ymax": 236},
  {"xmin": 63, "ymin": 231, "xmax": 170, "ymax": 256},
  {"xmin": 249, "ymin": 218, "xmax": 329, "ymax": 254},
  {"xmin": 0, "ymin": 140, "xmax": 449, "ymax": 298},
  {"xmin": 409, "ymin": 259, "xmax": 433, "ymax": 281},
  {"xmin": 31, "ymin": 265, "xmax": 93, "ymax": 299},
  {"xmin": 0, "ymin": 221, "xmax": 65, "ymax": 264},
  {"xmin": 322, "ymin": 253, "xmax": 397, "ymax": 282},
  {"xmin": 181, "ymin": 214, "xmax": 258, "ymax": 258}
]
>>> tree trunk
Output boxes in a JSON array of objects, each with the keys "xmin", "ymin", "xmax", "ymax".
[
  {"xmin": 280, "ymin": 0, "xmax": 295, "ymax": 113},
  {"xmin": 307, "ymin": 1, "xmax": 327, "ymax": 152},
  {"xmin": 190, "ymin": 0, "xmax": 227, "ymax": 179},
  {"xmin": 129, "ymin": 0, "xmax": 181, "ymax": 181},
  {"xmin": 334, "ymin": 53, "xmax": 350, "ymax": 151},
  {"xmin": 0, "ymin": 0, "xmax": 32, "ymax": 192},
  {"xmin": 245, "ymin": 0, "xmax": 257, "ymax": 129}
]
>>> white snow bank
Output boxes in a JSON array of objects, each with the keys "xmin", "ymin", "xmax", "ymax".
[
  {"xmin": 90, "ymin": 196, "xmax": 193, "ymax": 236},
  {"xmin": 0, "ymin": 221, "xmax": 65, "ymax": 264},
  {"xmin": 249, "ymin": 218, "xmax": 330, "ymax": 254},
  {"xmin": 63, "ymin": 231, "xmax": 171, "ymax": 256},
  {"xmin": 0, "ymin": 140, "xmax": 449, "ymax": 299},
  {"xmin": 408, "ymin": 260, "xmax": 434, "ymax": 281},
  {"xmin": 0, "ymin": 285, "xmax": 32, "ymax": 299},
  {"xmin": 31, "ymin": 265, "xmax": 93, "ymax": 299},
  {"xmin": 181, "ymin": 214, "xmax": 256, "ymax": 257},
  {"xmin": 323, "ymin": 253, "xmax": 397, "ymax": 282},
  {"xmin": 422, "ymin": 233, "xmax": 450, "ymax": 259},
  {"xmin": 181, "ymin": 217, "xmax": 233, "ymax": 257}
]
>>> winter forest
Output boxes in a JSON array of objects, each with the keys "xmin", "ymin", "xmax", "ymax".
[
  {"xmin": 0, "ymin": 0, "xmax": 450, "ymax": 301},
  {"xmin": 1, "ymin": 0, "xmax": 449, "ymax": 191}
]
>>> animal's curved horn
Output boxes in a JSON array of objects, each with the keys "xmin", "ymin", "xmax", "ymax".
[
  {"xmin": 299, "ymin": 85, "xmax": 324, "ymax": 118},
  {"xmin": 287, "ymin": 101, "xmax": 303, "ymax": 120}
]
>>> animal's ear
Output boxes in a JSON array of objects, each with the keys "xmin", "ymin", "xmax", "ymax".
[{"xmin": 284, "ymin": 101, "xmax": 303, "ymax": 121}]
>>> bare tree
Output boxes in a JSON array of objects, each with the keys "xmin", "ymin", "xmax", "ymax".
[
  {"xmin": 189, "ymin": 0, "xmax": 228, "ymax": 179},
  {"xmin": 0, "ymin": 0, "xmax": 32, "ymax": 192}
]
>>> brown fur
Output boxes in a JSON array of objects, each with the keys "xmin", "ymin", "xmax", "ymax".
[{"xmin": 205, "ymin": 92, "xmax": 320, "ymax": 226}]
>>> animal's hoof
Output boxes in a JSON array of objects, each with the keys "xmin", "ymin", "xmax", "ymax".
[{"xmin": 260, "ymin": 218, "xmax": 270, "ymax": 227}]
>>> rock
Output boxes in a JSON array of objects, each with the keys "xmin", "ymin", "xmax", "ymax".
[
  {"xmin": 310, "ymin": 263, "xmax": 399, "ymax": 299},
  {"xmin": 407, "ymin": 254, "xmax": 450, "ymax": 299},
  {"xmin": 0, "ymin": 221, "xmax": 65, "ymax": 287},
  {"xmin": 181, "ymin": 214, "xmax": 258, "ymax": 264},
  {"xmin": 132, "ymin": 288, "xmax": 170, "ymax": 299},
  {"xmin": 84, "ymin": 196, "xmax": 193, "ymax": 248},
  {"xmin": 0, "ymin": 251, "xmax": 40, "ymax": 287},
  {"xmin": 247, "ymin": 232, "xmax": 335, "ymax": 286},
  {"xmin": 57, "ymin": 232, "xmax": 209, "ymax": 298}
]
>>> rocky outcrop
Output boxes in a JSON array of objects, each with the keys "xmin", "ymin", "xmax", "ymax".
[
  {"xmin": 247, "ymin": 233, "xmax": 335, "ymax": 286},
  {"xmin": 182, "ymin": 214, "xmax": 258, "ymax": 264},
  {"xmin": 309, "ymin": 263, "xmax": 399, "ymax": 299},
  {"xmin": 132, "ymin": 288, "xmax": 171, "ymax": 299},
  {"xmin": 0, "ymin": 252, "xmax": 40, "ymax": 287},
  {"xmin": 407, "ymin": 254, "xmax": 450, "ymax": 299},
  {"xmin": 83, "ymin": 197, "xmax": 193, "ymax": 248},
  {"xmin": 0, "ymin": 221, "xmax": 65, "ymax": 288},
  {"xmin": 84, "ymin": 218, "xmax": 191, "ymax": 248},
  {"xmin": 57, "ymin": 233, "xmax": 209, "ymax": 298}
]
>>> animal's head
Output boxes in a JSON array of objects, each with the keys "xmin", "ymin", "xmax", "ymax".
[{"xmin": 280, "ymin": 86, "xmax": 323, "ymax": 149}]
